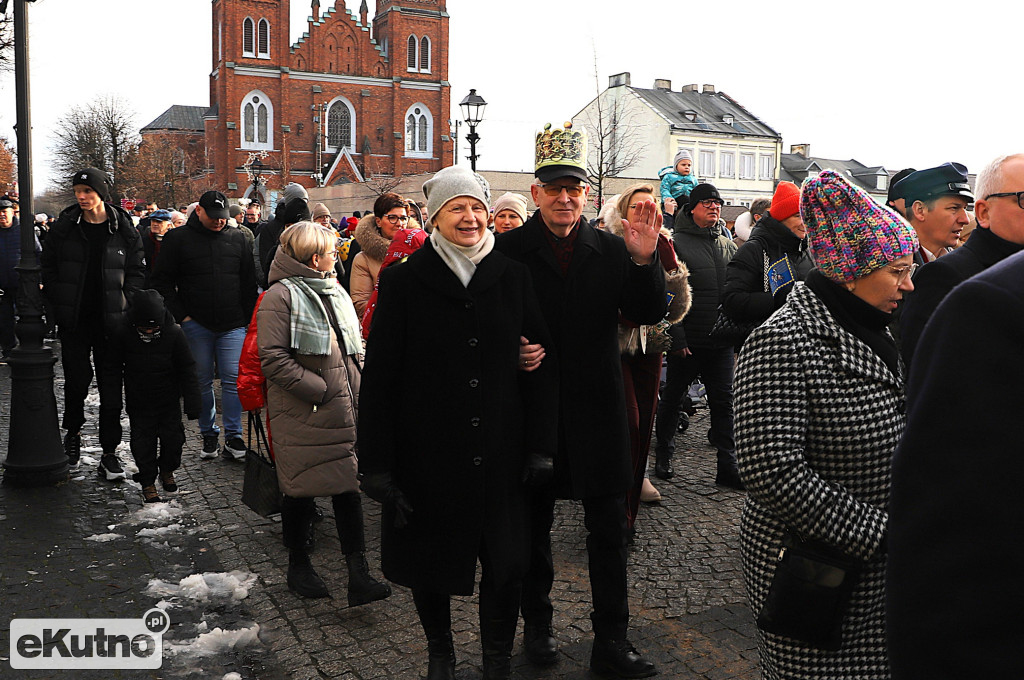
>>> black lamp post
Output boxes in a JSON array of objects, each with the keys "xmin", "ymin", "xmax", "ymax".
[
  {"xmin": 459, "ymin": 89, "xmax": 487, "ymax": 172},
  {"xmin": 250, "ymin": 157, "xmax": 264, "ymax": 201},
  {"xmin": 3, "ymin": 0, "xmax": 68, "ymax": 487}
]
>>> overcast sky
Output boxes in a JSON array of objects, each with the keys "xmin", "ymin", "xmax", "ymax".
[{"xmin": 1, "ymin": 0, "xmax": 1020, "ymax": 195}]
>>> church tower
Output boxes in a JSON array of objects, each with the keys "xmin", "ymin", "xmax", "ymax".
[{"xmin": 205, "ymin": 0, "xmax": 452, "ymax": 202}]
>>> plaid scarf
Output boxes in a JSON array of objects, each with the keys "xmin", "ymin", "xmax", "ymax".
[{"xmin": 280, "ymin": 276, "xmax": 362, "ymax": 357}]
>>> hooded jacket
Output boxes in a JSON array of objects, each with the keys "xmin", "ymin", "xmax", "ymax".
[
  {"xmin": 350, "ymin": 213, "xmax": 421, "ymax": 318},
  {"xmin": 668, "ymin": 209, "xmax": 737, "ymax": 350},
  {"xmin": 150, "ymin": 211, "xmax": 258, "ymax": 332},
  {"xmin": 41, "ymin": 203, "xmax": 146, "ymax": 333},
  {"xmin": 722, "ymin": 213, "xmax": 813, "ymax": 327}
]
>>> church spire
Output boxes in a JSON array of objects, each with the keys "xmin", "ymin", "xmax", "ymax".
[{"xmin": 312, "ymin": 0, "xmax": 320, "ymax": 22}]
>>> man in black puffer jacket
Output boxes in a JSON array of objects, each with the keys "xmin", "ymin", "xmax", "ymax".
[
  {"xmin": 654, "ymin": 184, "xmax": 741, "ymax": 489},
  {"xmin": 41, "ymin": 168, "xmax": 147, "ymax": 480},
  {"xmin": 722, "ymin": 181, "xmax": 813, "ymax": 332},
  {"xmin": 151, "ymin": 191, "xmax": 258, "ymax": 462}
]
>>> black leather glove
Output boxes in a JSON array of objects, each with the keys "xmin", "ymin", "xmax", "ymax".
[
  {"xmin": 520, "ymin": 453, "xmax": 553, "ymax": 487},
  {"xmin": 359, "ymin": 471, "xmax": 414, "ymax": 529}
]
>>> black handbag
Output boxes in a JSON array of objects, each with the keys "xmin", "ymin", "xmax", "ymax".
[
  {"xmin": 756, "ymin": 533, "xmax": 863, "ymax": 651},
  {"xmin": 241, "ymin": 411, "xmax": 282, "ymax": 517}
]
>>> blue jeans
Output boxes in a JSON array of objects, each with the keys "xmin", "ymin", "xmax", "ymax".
[{"xmin": 181, "ymin": 320, "xmax": 245, "ymax": 440}]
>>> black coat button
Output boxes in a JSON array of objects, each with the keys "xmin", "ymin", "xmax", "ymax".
[
  {"xmin": 468, "ymin": 338, "xmax": 478, "ymax": 347},
  {"xmin": 465, "ymin": 301, "xmax": 474, "ymax": 310},
  {"xmin": 469, "ymin": 379, "xmax": 479, "ymax": 388},
  {"xmin": 473, "ymin": 456, "xmax": 482, "ymax": 466},
  {"xmin": 470, "ymin": 417, "xmax": 480, "ymax": 427}
]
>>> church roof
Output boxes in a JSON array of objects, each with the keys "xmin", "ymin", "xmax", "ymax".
[{"xmin": 141, "ymin": 105, "xmax": 209, "ymax": 132}]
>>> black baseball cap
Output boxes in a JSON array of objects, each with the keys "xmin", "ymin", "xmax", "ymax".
[{"xmin": 198, "ymin": 190, "xmax": 230, "ymax": 220}]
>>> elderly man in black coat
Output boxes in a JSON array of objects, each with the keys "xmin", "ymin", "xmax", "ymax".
[
  {"xmin": 495, "ymin": 124, "xmax": 666, "ymax": 679},
  {"xmin": 899, "ymin": 153, "xmax": 1024, "ymax": 368},
  {"xmin": 887, "ymin": 248, "xmax": 1024, "ymax": 678}
]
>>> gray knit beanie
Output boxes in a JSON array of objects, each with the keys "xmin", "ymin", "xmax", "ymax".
[
  {"xmin": 673, "ymin": 149, "xmax": 693, "ymax": 169},
  {"xmin": 422, "ymin": 166, "xmax": 491, "ymax": 223},
  {"xmin": 282, "ymin": 182, "xmax": 308, "ymax": 205}
]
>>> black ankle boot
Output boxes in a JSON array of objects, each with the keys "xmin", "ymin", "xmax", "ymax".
[
  {"xmin": 345, "ymin": 552, "xmax": 391, "ymax": 607},
  {"xmin": 654, "ymin": 449, "xmax": 674, "ymax": 480},
  {"xmin": 287, "ymin": 549, "xmax": 330, "ymax": 599},
  {"xmin": 715, "ymin": 450, "xmax": 745, "ymax": 491},
  {"xmin": 425, "ymin": 630, "xmax": 456, "ymax": 680},
  {"xmin": 523, "ymin": 623, "xmax": 558, "ymax": 665},
  {"xmin": 590, "ymin": 637, "xmax": 656, "ymax": 678},
  {"xmin": 480, "ymin": 613, "xmax": 517, "ymax": 679}
]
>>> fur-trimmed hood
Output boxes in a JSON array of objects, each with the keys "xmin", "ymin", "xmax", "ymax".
[
  {"xmin": 353, "ymin": 212, "xmax": 422, "ymax": 265},
  {"xmin": 604, "ymin": 204, "xmax": 692, "ymax": 354}
]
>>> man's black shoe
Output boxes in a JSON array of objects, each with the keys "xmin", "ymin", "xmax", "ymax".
[
  {"xmin": 64, "ymin": 432, "xmax": 81, "ymax": 470},
  {"xmin": 523, "ymin": 624, "xmax": 558, "ymax": 665},
  {"xmin": 590, "ymin": 638, "xmax": 656, "ymax": 678}
]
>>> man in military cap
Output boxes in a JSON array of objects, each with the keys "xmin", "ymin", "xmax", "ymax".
[
  {"xmin": 899, "ymin": 154, "xmax": 1024, "ymax": 368},
  {"xmin": 496, "ymin": 123, "xmax": 665, "ymax": 678},
  {"xmin": 899, "ymin": 162, "xmax": 973, "ymax": 264}
]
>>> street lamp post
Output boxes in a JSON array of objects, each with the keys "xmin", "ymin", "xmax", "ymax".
[
  {"xmin": 459, "ymin": 89, "xmax": 487, "ymax": 172},
  {"xmin": 3, "ymin": 0, "xmax": 68, "ymax": 487},
  {"xmin": 447, "ymin": 119, "xmax": 461, "ymax": 166}
]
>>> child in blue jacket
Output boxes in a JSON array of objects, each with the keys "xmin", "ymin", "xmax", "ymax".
[{"xmin": 659, "ymin": 150, "xmax": 699, "ymax": 204}]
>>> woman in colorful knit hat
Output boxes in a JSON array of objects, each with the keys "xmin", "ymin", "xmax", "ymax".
[{"xmin": 734, "ymin": 169, "xmax": 917, "ymax": 678}]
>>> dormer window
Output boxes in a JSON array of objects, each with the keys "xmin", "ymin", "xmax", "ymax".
[
  {"xmin": 683, "ymin": 110, "xmax": 697, "ymax": 122},
  {"xmin": 723, "ymin": 114, "xmax": 734, "ymax": 125}
]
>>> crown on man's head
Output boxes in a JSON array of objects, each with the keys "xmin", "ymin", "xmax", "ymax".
[{"xmin": 535, "ymin": 122, "xmax": 588, "ymax": 177}]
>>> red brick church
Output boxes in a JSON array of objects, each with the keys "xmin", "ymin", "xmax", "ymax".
[{"xmin": 142, "ymin": 0, "xmax": 453, "ymax": 205}]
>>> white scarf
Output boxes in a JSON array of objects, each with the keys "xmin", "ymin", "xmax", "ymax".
[{"xmin": 430, "ymin": 227, "xmax": 494, "ymax": 288}]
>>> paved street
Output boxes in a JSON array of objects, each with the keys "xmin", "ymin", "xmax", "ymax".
[{"xmin": 0, "ymin": 352, "xmax": 759, "ymax": 679}]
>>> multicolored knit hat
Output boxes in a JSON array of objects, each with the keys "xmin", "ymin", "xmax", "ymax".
[{"xmin": 801, "ymin": 170, "xmax": 918, "ymax": 283}]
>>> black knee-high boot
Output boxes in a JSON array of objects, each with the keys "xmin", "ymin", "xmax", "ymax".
[
  {"xmin": 413, "ymin": 589, "xmax": 455, "ymax": 680},
  {"xmin": 333, "ymin": 492, "xmax": 391, "ymax": 606},
  {"xmin": 281, "ymin": 495, "xmax": 329, "ymax": 598},
  {"xmin": 479, "ymin": 580, "xmax": 520, "ymax": 680}
]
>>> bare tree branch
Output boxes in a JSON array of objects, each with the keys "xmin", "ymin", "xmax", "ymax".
[{"xmin": 48, "ymin": 95, "xmax": 139, "ymax": 199}]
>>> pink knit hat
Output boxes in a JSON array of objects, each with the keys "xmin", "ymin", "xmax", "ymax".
[{"xmin": 801, "ymin": 170, "xmax": 918, "ymax": 283}]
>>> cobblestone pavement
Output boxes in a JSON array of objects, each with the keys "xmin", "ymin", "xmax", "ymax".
[{"xmin": 1, "ymin": 350, "xmax": 760, "ymax": 680}]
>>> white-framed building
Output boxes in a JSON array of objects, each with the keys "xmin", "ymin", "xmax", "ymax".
[{"xmin": 573, "ymin": 73, "xmax": 782, "ymax": 207}]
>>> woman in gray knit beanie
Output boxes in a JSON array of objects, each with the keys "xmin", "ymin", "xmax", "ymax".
[{"xmin": 359, "ymin": 165, "xmax": 557, "ymax": 680}]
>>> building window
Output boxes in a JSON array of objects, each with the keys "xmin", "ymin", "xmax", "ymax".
[
  {"xmin": 739, "ymin": 153, "xmax": 755, "ymax": 179},
  {"xmin": 407, "ymin": 35, "xmax": 418, "ymax": 71},
  {"xmin": 876, "ymin": 175, "xmax": 887, "ymax": 191},
  {"xmin": 257, "ymin": 18, "xmax": 270, "ymax": 58},
  {"xmin": 242, "ymin": 17, "xmax": 255, "ymax": 57},
  {"xmin": 326, "ymin": 97, "xmax": 355, "ymax": 151},
  {"xmin": 218, "ymin": 20, "xmax": 222, "ymax": 62},
  {"xmin": 699, "ymin": 150, "xmax": 715, "ymax": 177},
  {"xmin": 720, "ymin": 151, "xmax": 735, "ymax": 178},
  {"xmin": 419, "ymin": 36, "xmax": 431, "ymax": 73},
  {"xmin": 404, "ymin": 104, "xmax": 432, "ymax": 158},
  {"xmin": 759, "ymin": 154, "xmax": 774, "ymax": 180},
  {"xmin": 241, "ymin": 90, "xmax": 273, "ymax": 150},
  {"xmin": 382, "ymin": 37, "xmax": 388, "ymax": 56}
]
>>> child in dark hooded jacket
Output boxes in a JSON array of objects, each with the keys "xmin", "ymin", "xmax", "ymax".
[{"xmin": 104, "ymin": 289, "xmax": 201, "ymax": 503}]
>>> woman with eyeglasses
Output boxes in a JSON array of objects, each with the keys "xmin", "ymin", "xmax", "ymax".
[
  {"xmin": 257, "ymin": 221, "xmax": 391, "ymax": 605},
  {"xmin": 358, "ymin": 166, "xmax": 557, "ymax": 680},
  {"xmin": 350, "ymin": 192, "xmax": 419, "ymax": 318},
  {"xmin": 735, "ymin": 170, "xmax": 918, "ymax": 679}
]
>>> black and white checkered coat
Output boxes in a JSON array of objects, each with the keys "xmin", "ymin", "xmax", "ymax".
[{"xmin": 734, "ymin": 282, "xmax": 905, "ymax": 680}]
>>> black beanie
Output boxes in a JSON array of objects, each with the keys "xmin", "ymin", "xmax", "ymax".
[
  {"xmin": 282, "ymin": 198, "xmax": 311, "ymax": 225},
  {"xmin": 128, "ymin": 290, "xmax": 165, "ymax": 327},
  {"xmin": 686, "ymin": 183, "xmax": 723, "ymax": 212},
  {"xmin": 70, "ymin": 167, "xmax": 112, "ymax": 202}
]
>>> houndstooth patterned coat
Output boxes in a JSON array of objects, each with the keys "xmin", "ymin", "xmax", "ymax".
[{"xmin": 734, "ymin": 282, "xmax": 904, "ymax": 680}]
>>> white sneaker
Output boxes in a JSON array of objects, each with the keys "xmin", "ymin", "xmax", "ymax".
[
  {"xmin": 224, "ymin": 436, "xmax": 247, "ymax": 461},
  {"xmin": 200, "ymin": 435, "xmax": 220, "ymax": 460}
]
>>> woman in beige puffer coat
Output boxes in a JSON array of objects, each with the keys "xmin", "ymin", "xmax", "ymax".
[
  {"xmin": 349, "ymin": 193, "xmax": 421, "ymax": 318},
  {"xmin": 258, "ymin": 220, "xmax": 391, "ymax": 606}
]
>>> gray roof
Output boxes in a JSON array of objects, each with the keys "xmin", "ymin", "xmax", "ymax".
[
  {"xmin": 780, "ymin": 154, "xmax": 887, "ymax": 194},
  {"xmin": 631, "ymin": 87, "xmax": 780, "ymax": 139},
  {"xmin": 141, "ymin": 105, "xmax": 209, "ymax": 132}
]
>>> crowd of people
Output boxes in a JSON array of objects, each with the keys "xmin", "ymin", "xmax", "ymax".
[{"xmin": 3, "ymin": 131, "xmax": 1020, "ymax": 678}]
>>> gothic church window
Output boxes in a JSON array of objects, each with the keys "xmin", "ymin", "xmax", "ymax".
[
  {"xmin": 327, "ymin": 98, "xmax": 355, "ymax": 151},
  {"xmin": 243, "ymin": 17, "xmax": 255, "ymax": 57},
  {"xmin": 404, "ymin": 104, "xmax": 432, "ymax": 158},
  {"xmin": 257, "ymin": 18, "xmax": 270, "ymax": 58},
  {"xmin": 419, "ymin": 36, "xmax": 430, "ymax": 73},
  {"xmin": 241, "ymin": 91, "xmax": 273, "ymax": 150},
  {"xmin": 407, "ymin": 35, "xmax": 418, "ymax": 71}
]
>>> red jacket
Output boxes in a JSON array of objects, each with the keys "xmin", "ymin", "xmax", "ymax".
[
  {"xmin": 237, "ymin": 291, "xmax": 267, "ymax": 411},
  {"xmin": 361, "ymin": 227, "xmax": 427, "ymax": 339}
]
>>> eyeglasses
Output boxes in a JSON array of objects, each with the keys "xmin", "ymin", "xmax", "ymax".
[
  {"xmin": 984, "ymin": 191, "xmax": 1024, "ymax": 209},
  {"xmin": 383, "ymin": 214, "xmax": 410, "ymax": 225},
  {"xmin": 539, "ymin": 184, "xmax": 586, "ymax": 198},
  {"xmin": 888, "ymin": 263, "xmax": 918, "ymax": 283},
  {"xmin": 698, "ymin": 199, "xmax": 724, "ymax": 208}
]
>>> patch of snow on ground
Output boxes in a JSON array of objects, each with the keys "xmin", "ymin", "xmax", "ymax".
[
  {"xmin": 166, "ymin": 624, "xmax": 260, "ymax": 657},
  {"xmin": 84, "ymin": 533, "xmax": 124, "ymax": 542},
  {"xmin": 145, "ymin": 571, "xmax": 257, "ymax": 605},
  {"xmin": 138, "ymin": 523, "xmax": 183, "ymax": 538},
  {"xmin": 223, "ymin": 673, "xmax": 243, "ymax": 680},
  {"xmin": 131, "ymin": 501, "xmax": 185, "ymax": 525}
]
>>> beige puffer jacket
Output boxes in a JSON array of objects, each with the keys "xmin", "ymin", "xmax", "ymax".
[{"xmin": 257, "ymin": 248, "xmax": 361, "ymax": 498}]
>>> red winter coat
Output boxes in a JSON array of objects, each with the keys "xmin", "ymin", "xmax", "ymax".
[{"xmin": 237, "ymin": 291, "xmax": 267, "ymax": 411}]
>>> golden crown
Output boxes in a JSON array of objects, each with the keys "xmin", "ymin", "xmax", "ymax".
[{"xmin": 535, "ymin": 122, "xmax": 587, "ymax": 172}]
